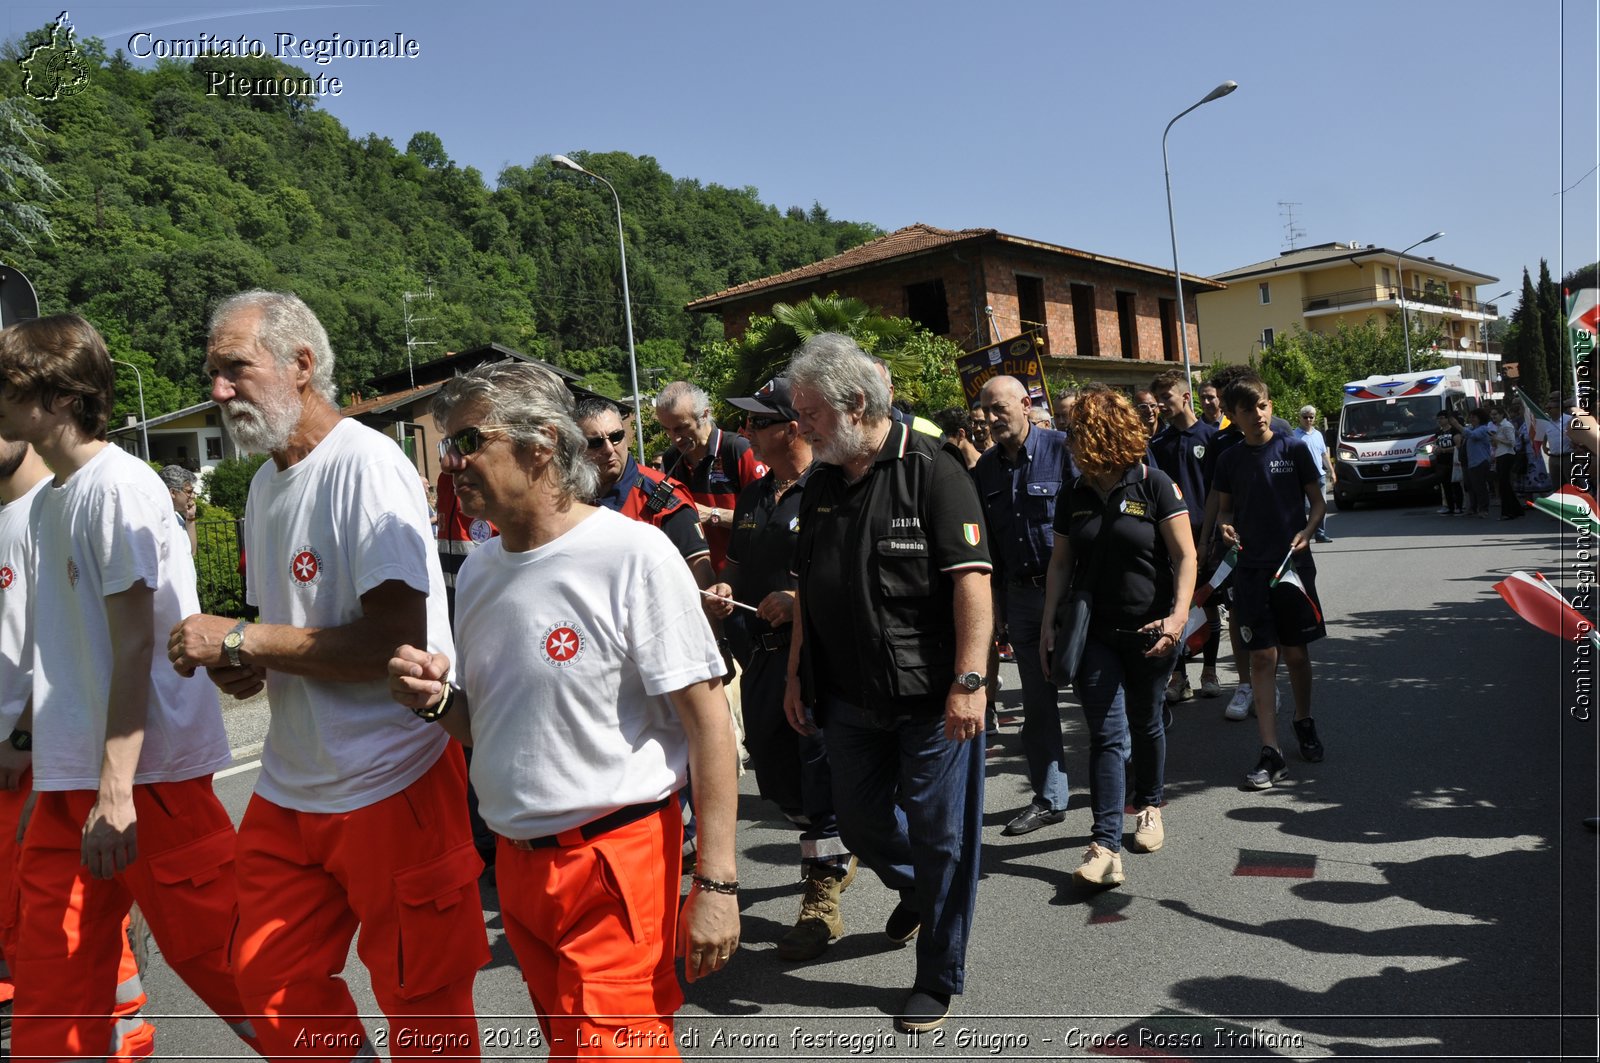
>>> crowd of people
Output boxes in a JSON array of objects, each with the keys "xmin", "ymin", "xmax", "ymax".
[{"xmin": 0, "ymin": 292, "xmax": 1577, "ymax": 1058}]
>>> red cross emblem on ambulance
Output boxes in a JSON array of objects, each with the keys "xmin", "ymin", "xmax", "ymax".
[
  {"xmin": 291, "ymin": 548, "xmax": 322, "ymax": 585},
  {"xmin": 542, "ymin": 624, "xmax": 583, "ymax": 667}
]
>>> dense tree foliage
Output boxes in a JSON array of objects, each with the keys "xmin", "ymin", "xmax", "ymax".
[{"xmin": 0, "ymin": 26, "xmax": 882, "ymax": 428}]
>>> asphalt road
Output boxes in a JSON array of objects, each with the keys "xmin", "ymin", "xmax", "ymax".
[{"xmin": 134, "ymin": 499, "xmax": 1598, "ymax": 1061}]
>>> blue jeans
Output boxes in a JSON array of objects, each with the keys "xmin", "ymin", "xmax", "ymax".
[
  {"xmin": 1006, "ymin": 584, "xmax": 1069, "ymax": 811},
  {"xmin": 821, "ymin": 697, "xmax": 984, "ymax": 996},
  {"xmin": 1073, "ymin": 633, "xmax": 1170, "ymax": 851}
]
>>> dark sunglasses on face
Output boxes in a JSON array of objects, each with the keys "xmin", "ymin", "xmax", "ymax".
[
  {"xmin": 747, "ymin": 416, "xmax": 782, "ymax": 430},
  {"xmin": 586, "ymin": 428, "xmax": 628, "ymax": 449},
  {"xmin": 437, "ymin": 423, "xmax": 524, "ymax": 461}
]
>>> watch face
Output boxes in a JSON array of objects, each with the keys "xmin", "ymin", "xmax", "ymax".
[{"xmin": 959, "ymin": 672, "xmax": 982, "ymax": 692}]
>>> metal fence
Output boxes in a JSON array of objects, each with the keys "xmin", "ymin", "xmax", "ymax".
[{"xmin": 194, "ymin": 518, "xmax": 251, "ymax": 618}]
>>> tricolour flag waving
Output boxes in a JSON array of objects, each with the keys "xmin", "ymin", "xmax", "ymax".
[
  {"xmin": 1569, "ymin": 288, "xmax": 1600, "ymax": 335},
  {"xmin": 1493, "ymin": 570, "xmax": 1598, "ymax": 648},
  {"xmin": 1269, "ymin": 547, "xmax": 1323, "ymax": 624},
  {"xmin": 1532, "ymin": 484, "xmax": 1599, "ymax": 535},
  {"xmin": 1182, "ymin": 546, "xmax": 1238, "ymax": 652},
  {"xmin": 1514, "ymin": 385, "xmax": 1560, "ymax": 446}
]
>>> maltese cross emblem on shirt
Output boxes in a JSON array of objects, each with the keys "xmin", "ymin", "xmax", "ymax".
[
  {"xmin": 542, "ymin": 624, "xmax": 583, "ymax": 667},
  {"xmin": 291, "ymin": 548, "xmax": 321, "ymax": 584}
]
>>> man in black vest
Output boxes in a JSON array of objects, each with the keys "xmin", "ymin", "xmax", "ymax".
[{"xmin": 782, "ymin": 334, "xmax": 992, "ymax": 1035}]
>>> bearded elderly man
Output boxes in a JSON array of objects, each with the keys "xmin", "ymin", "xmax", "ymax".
[
  {"xmin": 168, "ymin": 290, "xmax": 487, "ymax": 1061},
  {"xmin": 780, "ymin": 333, "xmax": 992, "ymax": 1034},
  {"xmin": 389, "ymin": 361, "xmax": 739, "ymax": 1057}
]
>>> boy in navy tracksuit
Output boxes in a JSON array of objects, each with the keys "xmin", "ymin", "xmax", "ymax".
[{"xmin": 1211, "ymin": 377, "xmax": 1327, "ymax": 789}]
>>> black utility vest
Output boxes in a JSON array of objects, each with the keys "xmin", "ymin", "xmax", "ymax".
[{"xmin": 794, "ymin": 421, "xmax": 962, "ymax": 716}]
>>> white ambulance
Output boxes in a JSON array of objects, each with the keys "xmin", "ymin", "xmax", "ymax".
[{"xmin": 1333, "ymin": 365, "xmax": 1486, "ymax": 509}]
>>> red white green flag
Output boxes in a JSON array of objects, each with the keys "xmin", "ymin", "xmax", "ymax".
[
  {"xmin": 1568, "ymin": 288, "xmax": 1600, "ymax": 334},
  {"xmin": 1183, "ymin": 546, "xmax": 1238, "ymax": 652},
  {"xmin": 1493, "ymin": 570, "xmax": 1597, "ymax": 648},
  {"xmin": 1532, "ymin": 484, "xmax": 1599, "ymax": 534},
  {"xmin": 1270, "ymin": 548, "xmax": 1323, "ymax": 624}
]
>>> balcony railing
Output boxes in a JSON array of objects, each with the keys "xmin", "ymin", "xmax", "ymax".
[{"xmin": 1302, "ymin": 286, "xmax": 1502, "ymax": 316}]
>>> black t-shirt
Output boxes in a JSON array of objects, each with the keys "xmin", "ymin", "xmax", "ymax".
[
  {"xmin": 799, "ymin": 432, "xmax": 991, "ymax": 711},
  {"xmin": 724, "ymin": 468, "xmax": 810, "ymax": 660},
  {"xmin": 1201, "ymin": 416, "xmax": 1294, "ymax": 490},
  {"xmin": 1213, "ymin": 432, "xmax": 1319, "ymax": 570},
  {"xmin": 1053, "ymin": 464, "xmax": 1188, "ymax": 628}
]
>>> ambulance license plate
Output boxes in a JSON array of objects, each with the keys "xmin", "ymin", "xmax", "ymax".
[{"xmin": 1377, "ymin": 483, "xmax": 1399, "ymax": 492}]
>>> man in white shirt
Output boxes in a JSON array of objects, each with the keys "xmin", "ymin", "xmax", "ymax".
[
  {"xmin": 1544, "ymin": 391, "xmax": 1574, "ymax": 490},
  {"xmin": 168, "ymin": 291, "xmax": 487, "ymax": 1060},
  {"xmin": 1292, "ymin": 406, "xmax": 1336, "ymax": 544},
  {"xmin": 389, "ymin": 361, "xmax": 740, "ymax": 1058},
  {"xmin": 0, "ymin": 315, "xmax": 258, "ymax": 1061}
]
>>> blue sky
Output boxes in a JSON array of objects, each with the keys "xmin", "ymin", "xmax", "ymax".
[{"xmin": 7, "ymin": 0, "xmax": 1598, "ymax": 309}]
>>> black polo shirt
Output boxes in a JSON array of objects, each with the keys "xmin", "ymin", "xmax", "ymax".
[
  {"xmin": 724, "ymin": 467, "xmax": 811, "ymax": 660},
  {"xmin": 1053, "ymin": 464, "xmax": 1187, "ymax": 628}
]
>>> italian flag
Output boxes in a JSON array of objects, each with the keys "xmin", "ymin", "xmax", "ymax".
[
  {"xmin": 1494, "ymin": 570, "xmax": 1598, "ymax": 648},
  {"xmin": 1569, "ymin": 288, "xmax": 1600, "ymax": 335},
  {"xmin": 1182, "ymin": 547, "xmax": 1237, "ymax": 652},
  {"xmin": 1270, "ymin": 547, "xmax": 1323, "ymax": 624},
  {"xmin": 1532, "ymin": 485, "xmax": 1599, "ymax": 535}
]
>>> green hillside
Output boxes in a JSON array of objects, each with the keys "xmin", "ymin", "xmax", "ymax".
[{"xmin": 0, "ymin": 25, "xmax": 881, "ymax": 423}]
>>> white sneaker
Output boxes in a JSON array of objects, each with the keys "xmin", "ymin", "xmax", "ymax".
[{"xmin": 1224, "ymin": 684, "xmax": 1253, "ymax": 720}]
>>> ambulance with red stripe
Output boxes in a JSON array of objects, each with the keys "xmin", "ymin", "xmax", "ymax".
[{"xmin": 1332, "ymin": 365, "xmax": 1486, "ymax": 509}]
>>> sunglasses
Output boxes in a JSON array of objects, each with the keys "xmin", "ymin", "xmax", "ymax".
[
  {"xmin": 746, "ymin": 415, "xmax": 783, "ymax": 430},
  {"xmin": 437, "ymin": 423, "xmax": 526, "ymax": 462},
  {"xmin": 586, "ymin": 428, "xmax": 628, "ymax": 450}
]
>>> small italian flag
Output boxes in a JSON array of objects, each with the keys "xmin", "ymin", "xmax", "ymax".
[
  {"xmin": 1532, "ymin": 485, "xmax": 1599, "ymax": 535},
  {"xmin": 1569, "ymin": 288, "xmax": 1600, "ymax": 335},
  {"xmin": 1493, "ymin": 570, "xmax": 1598, "ymax": 648},
  {"xmin": 1181, "ymin": 547, "xmax": 1237, "ymax": 652},
  {"xmin": 1270, "ymin": 547, "xmax": 1323, "ymax": 624}
]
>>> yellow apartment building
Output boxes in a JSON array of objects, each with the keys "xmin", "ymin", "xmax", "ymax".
[{"xmin": 1196, "ymin": 242, "xmax": 1502, "ymax": 390}]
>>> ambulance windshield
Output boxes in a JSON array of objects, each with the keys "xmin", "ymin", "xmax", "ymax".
[{"xmin": 1339, "ymin": 397, "xmax": 1438, "ymax": 441}]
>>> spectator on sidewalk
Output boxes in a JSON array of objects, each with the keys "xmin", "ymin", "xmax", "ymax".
[
  {"xmin": 1489, "ymin": 406, "xmax": 1522, "ymax": 520},
  {"xmin": 1463, "ymin": 408, "xmax": 1496, "ymax": 517},
  {"xmin": 1433, "ymin": 410, "xmax": 1467, "ymax": 515},
  {"xmin": 1291, "ymin": 406, "xmax": 1336, "ymax": 543}
]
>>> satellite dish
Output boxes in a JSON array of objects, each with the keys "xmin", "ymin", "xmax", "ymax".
[
  {"xmin": 0, "ymin": 263, "xmax": 40, "ymax": 326},
  {"xmin": 1459, "ymin": 337, "xmax": 1471, "ymax": 349}
]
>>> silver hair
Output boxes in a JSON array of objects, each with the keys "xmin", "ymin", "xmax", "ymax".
[
  {"xmin": 431, "ymin": 361, "xmax": 599, "ymax": 504},
  {"xmin": 654, "ymin": 380, "xmax": 710, "ymax": 421},
  {"xmin": 158, "ymin": 464, "xmax": 194, "ymax": 490},
  {"xmin": 787, "ymin": 333, "xmax": 890, "ymax": 422},
  {"xmin": 1300, "ymin": 405, "xmax": 1318, "ymax": 418},
  {"xmin": 209, "ymin": 290, "xmax": 337, "ymax": 404}
]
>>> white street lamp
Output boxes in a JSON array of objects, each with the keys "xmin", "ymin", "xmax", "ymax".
[
  {"xmin": 112, "ymin": 358, "xmax": 149, "ymax": 461},
  {"xmin": 551, "ymin": 154, "xmax": 645, "ymax": 464},
  {"xmin": 1395, "ymin": 231, "xmax": 1445, "ymax": 372},
  {"xmin": 1163, "ymin": 80, "xmax": 1237, "ymax": 401}
]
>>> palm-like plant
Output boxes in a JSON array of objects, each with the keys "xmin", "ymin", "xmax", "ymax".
[{"xmin": 724, "ymin": 292, "xmax": 919, "ymax": 398}]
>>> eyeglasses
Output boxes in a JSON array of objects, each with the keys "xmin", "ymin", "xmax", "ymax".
[
  {"xmin": 585, "ymin": 428, "xmax": 627, "ymax": 450},
  {"xmin": 746, "ymin": 415, "xmax": 783, "ymax": 430},
  {"xmin": 437, "ymin": 423, "xmax": 526, "ymax": 462},
  {"xmin": 1301, "ymin": 414, "xmax": 1316, "ymax": 420},
  {"xmin": 1135, "ymin": 403, "xmax": 1160, "ymax": 413}
]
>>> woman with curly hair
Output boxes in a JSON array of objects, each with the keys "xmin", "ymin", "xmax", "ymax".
[{"xmin": 1040, "ymin": 385, "xmax": 1196, "ymax": 887}]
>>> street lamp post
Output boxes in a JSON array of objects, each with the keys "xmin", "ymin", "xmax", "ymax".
[
  {"xmin": 1477, "ymin": 289, "xmax": 1513, "ymax": 392},
  {"xmin": 112, "ymin": 358, "xmax": 150, "ymax": 461},
  {"xmin": 1163, "ymin": 80, "xmax": 1237, "ymax": 401},
  {"xmin": 551, "ymin": 154, "xmax": 645, "ymax": 465},
  {"xmin": 1395, "ymin": 231, "xmax": 1445, "ymax": 372}
]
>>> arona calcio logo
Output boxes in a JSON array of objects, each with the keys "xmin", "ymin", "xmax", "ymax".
[
  {"xmin": 289, "ymin": 545, "xmax": 323, "ymax": 586},
  {"xmin": 541, "ymin": 622, "xmax": 584, "ymax": 668}
]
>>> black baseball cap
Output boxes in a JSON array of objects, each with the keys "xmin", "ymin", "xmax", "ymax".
[{"xmin": 727, "ymin": 376, "xmax": 799, "ymax": 422}]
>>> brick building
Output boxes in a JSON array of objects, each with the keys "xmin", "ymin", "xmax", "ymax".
[{"xmin": 686, "ymin": 223, "xmax": 1225, "ymax": 392}]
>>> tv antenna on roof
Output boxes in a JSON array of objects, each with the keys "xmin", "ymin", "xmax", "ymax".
[
  {"xmin": 1278, "ymin": 201, "xmax": 1306, "ymax": 251},
  {"xmin": 402, "ymin": 281, "xmax": 437, "ymax": 388}
]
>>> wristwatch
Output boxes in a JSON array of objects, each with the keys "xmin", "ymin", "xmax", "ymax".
[
  {"xmin": 8, "ymin": 728, "xmax": 31, "ymax": 752},
  {"xmin": 954, "ymin": 671, "xmax": 985, "ymax": 693},
  {"xmin": 223, "ymin": 618, "xmax": 250, "ymax": 668}
]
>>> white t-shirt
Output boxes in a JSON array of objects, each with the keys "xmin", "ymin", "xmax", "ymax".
[
  {"xmin": 31, "ymin": 445, "xmax": 231, "ymax": 789},
  {"xmin": 0, "ymin": 476, "xmax": 48, "ymax": 735},
  {"xmin": 245, "ymin": 418, "xmax": 453, "ymax": 813},
  {"xmin": 454, "ymin": 507, "xmax": 725, "ymax": 839}
]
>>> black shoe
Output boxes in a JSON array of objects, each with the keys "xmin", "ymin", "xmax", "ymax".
[
  {"xmin": 1245, "ymin": 745, "xmax": 1288, "ymax": 790},
  {"xmin": 1003, "ymin": 801, "xmax": 1066, "ymax": 836},
  {"xmin": 1313, "ymin": 531, "xmax": 1333, "ymax": 543},
  {"xmin": 885, "ymin": 899, "xmax": 922, "ymax": 943},
  {"xmin": 894, "ymin": 987, "xmax": 951, "ymax": 1033},
  {"xmin": 1292, "ymin": 717, "xmax": 1324, "ymax": 763}
]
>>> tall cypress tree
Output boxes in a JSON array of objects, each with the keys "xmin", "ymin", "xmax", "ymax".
[
  {"xmin": 1538, "ymin": 259, "xmax": 1566, "ymax": 398},
  {"xmin": 1514, "ymin": 268, "xmax": 1549, "ymax": 403}
]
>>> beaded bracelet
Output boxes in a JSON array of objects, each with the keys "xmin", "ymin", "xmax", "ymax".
[
  {"xmin": 691, "ymin": 874, "xmax": 739, "ymax": 895},
  {"xmin": 413, "ymin": 681, "xmax": 453, "ymax": 722}
]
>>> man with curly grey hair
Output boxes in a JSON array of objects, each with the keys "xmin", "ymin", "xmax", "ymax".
[
  {"xmin": 390, "ymin": 360, "xmax": 741, "ymax": 1051},
  {"xmin": 159, "ymin": 464, "xmax": 198, "ymax": 555},
  {"xmin": 781, "ymin": 332, "xmax": 993, "ymax": 1034},
  {"xmin": 169, "ymin": 290, "xmax": 488, "ymax": 1060}
]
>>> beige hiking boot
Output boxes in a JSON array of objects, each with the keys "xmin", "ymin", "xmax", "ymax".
[{"xmin": 777, "ymin": 858, "xmax": 857, "ymax": 961}]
